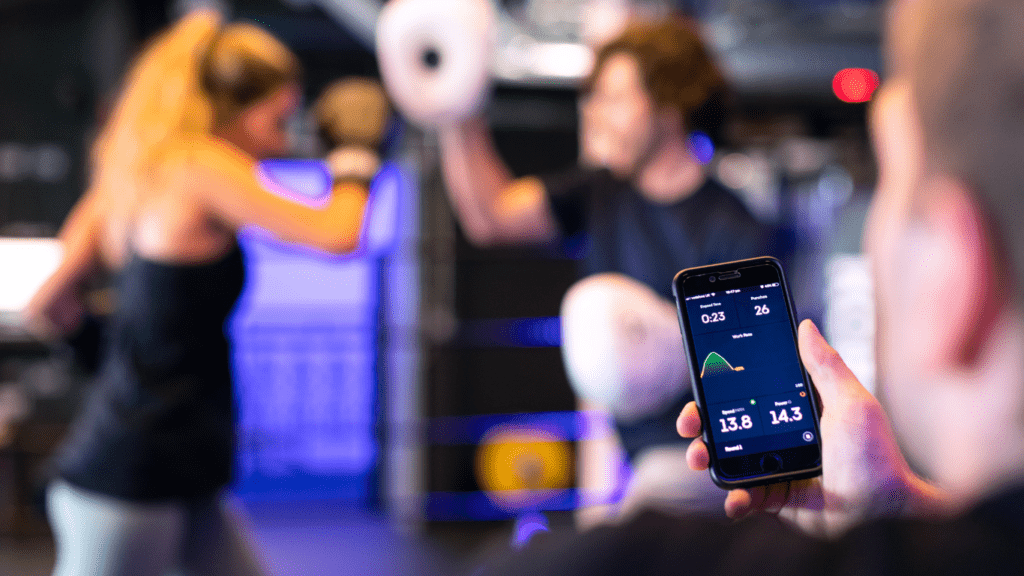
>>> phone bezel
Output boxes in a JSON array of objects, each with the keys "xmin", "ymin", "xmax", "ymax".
[{"xmin": 672, "ymin": 256, "xmax": 822, "ymax": 489}]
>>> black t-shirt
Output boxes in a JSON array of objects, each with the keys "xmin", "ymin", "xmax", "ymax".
[
  {"xmin": 540, "ymin": 167, "xmax": 771, "ymax": 457},
  {"xmin": 541, "ymin": 167, "xmax": 769, "ymax": 300},
  {"xmin": 481, "ymin": 486, "xmax": 1024, "ymax": 576},
  {"xmin": 56, "ymin": 245, "xmax": 245, "ymax": 501}
]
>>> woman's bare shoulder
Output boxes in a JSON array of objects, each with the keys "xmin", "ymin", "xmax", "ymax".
[
  {"xmin": 167, "ymin": 136, "xmax": 251, "ymax": 168},
  {"xmin": 164, "ymin": 136, "xmax": 256, "ymax": 190}
]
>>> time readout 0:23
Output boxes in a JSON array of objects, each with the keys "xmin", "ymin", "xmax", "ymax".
[
  {"xmin": 700, "ymin": 304, "xmax": 769, "ymax": 325},
  {"xmin": 693, "ymin": 285, "xmax": 777, "ymax": 327}
]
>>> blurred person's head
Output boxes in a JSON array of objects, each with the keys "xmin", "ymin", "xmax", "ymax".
[
  {"xmin": 579, "ymin": 17, "xmax": 726, "ymax": 179},
  {"xmin": 92, "ymin": 10, "xmax": 301, "ymax": 182},
  {"xmin": 865, "ymin": 0, "xmax": 1024, "ymax": 500},
  {"xmin": 202, "ymin": 22, "xmax": 302, "ymax": 159}
]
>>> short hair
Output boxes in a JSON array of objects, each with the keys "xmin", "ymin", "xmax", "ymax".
[
  {"xmin": 908, "ymin": 0, "xmax": 1024, "ymax": 299},
  {"xmin": 586, "ymin": 17, "xmax": 728, "ymax": 138}
]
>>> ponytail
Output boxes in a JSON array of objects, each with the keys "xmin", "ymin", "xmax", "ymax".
[{"xmin": 91, "ymin": 10, "xmax": 221, "ymax": 184}]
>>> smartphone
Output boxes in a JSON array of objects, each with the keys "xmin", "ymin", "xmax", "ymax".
[{"xmin": 672, "ymin": 257, "xmax": 822, "ymax": 488}]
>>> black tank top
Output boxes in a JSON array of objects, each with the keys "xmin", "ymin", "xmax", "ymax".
[{"xmin": 57, "ymin": 244, "xmax": 245, "ymax": 501}]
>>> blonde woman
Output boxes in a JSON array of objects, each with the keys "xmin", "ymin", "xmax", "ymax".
[{"xmin": 25, "ymin": 11, "xmax": 367, "ymax": 576}]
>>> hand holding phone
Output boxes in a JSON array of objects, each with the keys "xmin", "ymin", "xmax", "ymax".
[
  {"xmin": 673, "ymin": 257, "xmax": 822, "ymax": 488},
  {"xmin": 677, "ymin": 309, "xmax": 944, "ymax": 537}
]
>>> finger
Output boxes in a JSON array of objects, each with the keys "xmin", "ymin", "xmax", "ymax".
[
  {"xmin": 777, "ymin": 479, "xmax": 823, "ymax": 527},
  {"xmin": 685, "ymin": 437, "xmax": 709, "ymax": 471},
  {"xmin": 761, "ymin": 482, "xmax": 791, "ymax": 514},
  {"xmin": 724, "ymin": 488, "xmax": 757, "ymax": 519},
  {"xmin": 797, "ymin": 320, "xmax": 865, "ymax": 408},
  {"xmin": 726, "ymin": 483, "xmax": 790, "ymax": 519},
  {"xmin": 676, "ymin": 401, "xmax": 702, "ymax": 438}
]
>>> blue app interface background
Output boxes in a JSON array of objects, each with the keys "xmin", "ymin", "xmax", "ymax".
[{"xmin": 684, "ymin": 282, "xmax": 817, "ymax": 459}]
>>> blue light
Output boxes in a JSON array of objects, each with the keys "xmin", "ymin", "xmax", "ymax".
[
  {"xmin": 252, "ymin": 160, "xmax": 405, "ymax": 260},
  {"xmin": 513, "ymin": 512, "xmax": 549, "ymax": 548},
  {"xmin": 509, "ymin": 316, "xmax": 561, "ymax": 347},
  {"xmin": 423, "ymin": 457, "xmax": 632, "ymax": 521},
  {"xmin": 360, "ymin": 161, "xmax": 404, "ymax": 256},
  {"xmin": 687, "ymin": 131, "xmax": 715, "ymax": 165},
  {"xmin": 230, "ymin": 158, "xmax": 402, "ymax": 503},
  {"xmin": 424, "ymin": 411, "xmax": 630, "ymax": 520},
  {"xmin": 459, "ymin": 316, "xmax": 562, "ymax": 348},
  {"xmin": 258, "ymin": 158, "xmax": 331, "ymax": 199},
  {"xmin": 428, "ymin": 410, "xmax": 614, "ymax": 445}
]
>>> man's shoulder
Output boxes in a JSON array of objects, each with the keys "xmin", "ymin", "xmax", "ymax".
[
  {"xmin": 482, "ymin": 494, "xmax": 1024, "ymax": 576},
  {"xmin": 540, "ymin": 166, "xmax": 620, "ymax": 199},
  {"xmin": 694, "ymin": 179, "xmax": 759, "ymax": 219},
  {"xmin": 836, "ymin": 487, "xmax": 1024, "ymax": 574},
  {"xmin": 484, "ymin": 510, "xmax": 827, "ymax": 576}
]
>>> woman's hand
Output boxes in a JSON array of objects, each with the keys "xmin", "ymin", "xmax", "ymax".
[
  {"xmin": 326, "ymin": 145, "xmax": 380, "ymax": 184},
  {"xmin": 23, "ymin": 280, "xmax": 85, "ymax": 341},
  {"xmin": 678, "ymin": 319, "xmax": 949, "ymax": 538}
]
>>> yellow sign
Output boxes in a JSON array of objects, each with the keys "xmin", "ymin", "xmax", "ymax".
[{"xmin": 475, "ymin": 424, "xmax": 572, "ymax": 511}]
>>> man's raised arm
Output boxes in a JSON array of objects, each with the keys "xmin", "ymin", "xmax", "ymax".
[{"xmin": 438, "ymin": 117, "xmax": 559, "ymax": 246}]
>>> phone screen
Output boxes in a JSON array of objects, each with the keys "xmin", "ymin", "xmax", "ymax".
[{"xmin": 677, "ymin": 259, "xmax": 820, "ymax": 484}]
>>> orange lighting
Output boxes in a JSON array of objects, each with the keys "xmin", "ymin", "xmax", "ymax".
[{"xmin": 833, "ymin": 68, "xmax": 880, "ymax": 103}]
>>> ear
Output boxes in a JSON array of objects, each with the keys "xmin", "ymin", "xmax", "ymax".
[
  {"xmin": 241, "ymin": 106, "xmax": 267, "ymax": 138},
  {"xmin": 906, "ymin": 176, "xmax": 1002, "ymax": 371}
]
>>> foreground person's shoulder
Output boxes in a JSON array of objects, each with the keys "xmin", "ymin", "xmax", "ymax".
[
  {"xmin": 835, "ymin": 493, "xmax": 1024, "ymax": 576},
  {"xmin": 478, "ymin": 509, "xmax": 828, "ymax": 576}
]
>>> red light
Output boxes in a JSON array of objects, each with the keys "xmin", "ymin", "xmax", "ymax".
[{"xmin": 832, "ymin": 68, "xmax": 880, "ymax": 103}]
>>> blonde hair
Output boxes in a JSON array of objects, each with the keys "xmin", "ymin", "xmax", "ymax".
[{"xmin": 91, "ymin": 10, "xmax": 300, "ymax": 191}]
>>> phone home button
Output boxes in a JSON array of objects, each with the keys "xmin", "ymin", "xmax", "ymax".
[{"xmin": 760, "ymin": 453, "xmax": 783, "ymax": 473}]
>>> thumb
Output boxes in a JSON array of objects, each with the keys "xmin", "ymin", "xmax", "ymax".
[{"xmin": 797, "ymin": 319, "xmax": 864, "ymax": 407}]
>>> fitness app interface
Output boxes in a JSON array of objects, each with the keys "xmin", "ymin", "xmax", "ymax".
[{"xmin": 684, "ymin": 281, "xmax": 816, "ymax": 460}]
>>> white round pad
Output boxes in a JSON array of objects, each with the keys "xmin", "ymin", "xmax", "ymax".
[{"xmin": 376, "ymin": 0, "xmax": 496, "ymax": 128}]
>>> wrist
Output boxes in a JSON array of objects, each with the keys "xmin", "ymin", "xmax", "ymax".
[
  {"xmin": 439, "ymin": 115, "xmax": 486, "ymax": 139},
  {"xmin": 896, "ymin": 472, "xmax": 955, "ymax": 519},
  {"xmin": 326, "ymin": 145, "xmax": 380, "ymax": 184}
]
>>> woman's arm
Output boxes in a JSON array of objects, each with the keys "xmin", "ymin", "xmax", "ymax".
[
  {"xmin": 189, "ymin": 140, "xmax": 369, "ymax": 254},
  {"xmin": 24, "ymin": 186, "xmax": 106, "ymax": 339}
]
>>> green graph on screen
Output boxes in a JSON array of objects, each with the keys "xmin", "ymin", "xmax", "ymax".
[{"xmin": 700, "ymin": 352, "xmax": 745, "ymax": 378}]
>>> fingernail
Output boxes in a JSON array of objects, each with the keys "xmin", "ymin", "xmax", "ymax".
[{"xmin": 806, "ymin": 319, "xmax": 821, "ymax": 336}]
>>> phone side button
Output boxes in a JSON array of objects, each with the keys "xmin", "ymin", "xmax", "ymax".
[{"xmin": 759, "ymin": 453, "xmax": 783, "ymax": 473}]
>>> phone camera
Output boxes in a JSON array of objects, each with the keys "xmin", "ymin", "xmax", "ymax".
[{"xmin": 709, "ymin": 276, "xmax": 716, "ymax": 282}]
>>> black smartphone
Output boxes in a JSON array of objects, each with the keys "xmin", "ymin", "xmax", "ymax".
[{"xmin": 672, "ymin": 256, "xmax": 822, "ymax": 488}]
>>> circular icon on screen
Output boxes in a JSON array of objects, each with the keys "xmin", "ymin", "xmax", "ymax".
[{"xmin": 802, "ymin": 431, "xmax": 815, "ymax": 442}]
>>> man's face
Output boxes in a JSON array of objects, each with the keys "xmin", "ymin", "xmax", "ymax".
[
  {"xmin": 579, "ymin": 52, "xmax": 659, "ymax": 179},
  {"xmin": 863, "ymin": 77, "xmax": 937, "ymax": 467},
  {"xmin": 863, "ymin": 0, "xmax": 960, "ymax": 471}
]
